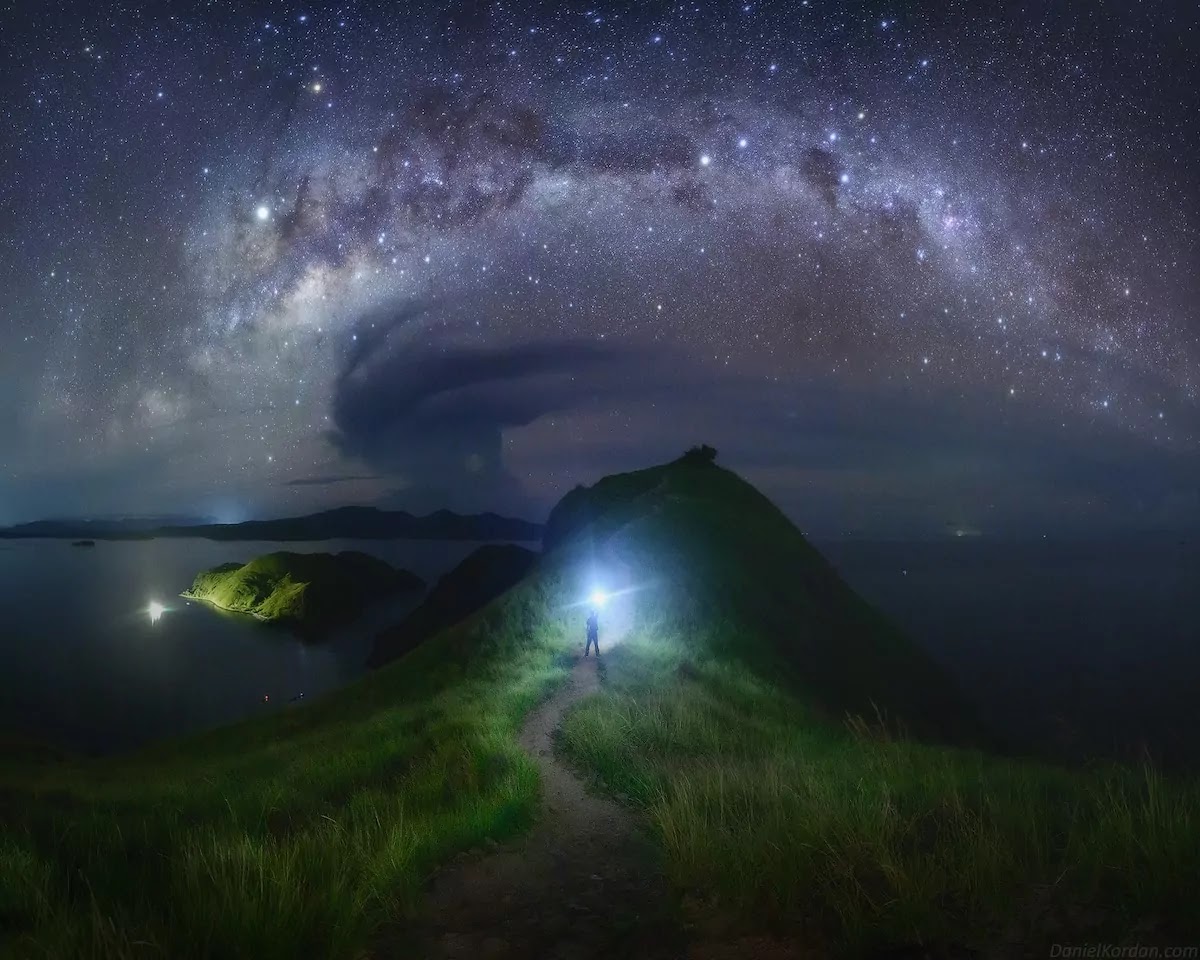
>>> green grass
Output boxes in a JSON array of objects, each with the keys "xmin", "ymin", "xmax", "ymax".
[
  {"xmin": 544, "ymin": 456, "xmax": 987, "ymax": 743},
  {"xmin": 560, "ymin": 624, "xmax": 1200, "ymax": 953},
  {"xmin": 4, "ymin": 453, "xmax": 1198, "ymax": 957},
  {"xmin": 547, "ymin": 456, "xmax": 1200, "ymax": 952},
  {"xmin": 0, "ymin": 573, "xmax": 574, "ymax": 959}
]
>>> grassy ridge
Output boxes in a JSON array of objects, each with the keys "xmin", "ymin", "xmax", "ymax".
[
  {"xmin": 3, "ymin": 453, "xmax": 1198, "ymax": 956},
  {"xmin": 561, "ymin": 629, "xmax": 1200, "ymax": 952},
  {"xmin": 544, "ymin": 455, "xmax": 985, "ymax": 741},
  {"xmin": 549, "ymin": 457, "xmax": 1200, "ymax": 951},
  {"xmin": 0, "ymin": 573, "xmax": 569, "ymax": 959}
]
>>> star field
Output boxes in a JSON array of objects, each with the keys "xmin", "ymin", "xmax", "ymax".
[{"xmin": 1, "ymin": 0, "xmax": 1197, "ymax": 533}]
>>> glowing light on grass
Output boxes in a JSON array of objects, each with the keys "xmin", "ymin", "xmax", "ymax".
[
  {"xmin": 148, "ymin": 600, "xmax": 165, "ymax": 624},
  {"xmin": 589, "ymin": 589, "xmax": 609, "ymax": 608}
]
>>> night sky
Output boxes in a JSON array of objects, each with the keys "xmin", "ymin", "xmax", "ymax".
[{"xmin": 2, "ymin": 0, "xmax": 1196, "ymax": 536}]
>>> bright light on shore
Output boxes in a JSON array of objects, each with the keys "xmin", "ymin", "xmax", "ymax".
[{"xmin": 148, "ymin": 600, "xmax": 165, "ymax": 624}]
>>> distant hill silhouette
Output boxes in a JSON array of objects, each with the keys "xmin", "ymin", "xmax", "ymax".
[
  {"xmin": 369, "ymin": 543, "xmax": 539, "ymax": 667},
  {"xmin": 0, "ymin": 506, "xmax": 542, "ymax": 543}
]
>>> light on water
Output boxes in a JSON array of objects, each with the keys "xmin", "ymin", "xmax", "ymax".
[{"xmin": 0, "ymin": 537, "xmax": 486, "ymax": 753}]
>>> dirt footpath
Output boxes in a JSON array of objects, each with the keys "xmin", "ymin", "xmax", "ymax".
[{"xmin": 414, "ymin": 653, "xmax": 684, "ymax": 960}]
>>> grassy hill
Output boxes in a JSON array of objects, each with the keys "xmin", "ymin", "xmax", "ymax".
[
  {"xmin": 0, "ymin": 575, "xmax": 571, "ymax": 959},
  {"xmin": 1, "ymin": 451, "xmax": 1197, "ymax": 957},
  {"xmin": 543, "ymin": 446, "xmax": 983, "ymax": 742},
  {"xmin": 550, "ymin": 453, "xmax": 1199, "ymax": 949},
  {"xmin": 182, "ymin": 551, "xmax": 423, "ymax": 631}
]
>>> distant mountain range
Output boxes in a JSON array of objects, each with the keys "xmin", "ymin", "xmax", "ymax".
[{"xmin": 0, "ymin": 506, "xmax": 543, "ymax": 542}]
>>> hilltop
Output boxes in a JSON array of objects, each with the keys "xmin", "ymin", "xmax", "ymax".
[
  {"xmin": 544, "ymin": 446, "xmax": 983, "ymax": 740},
  {"xmin": 182, "ymin": 551, "xmax": 423, "ymax": 632}
]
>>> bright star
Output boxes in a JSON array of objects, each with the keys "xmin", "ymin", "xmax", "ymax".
[{"xmin": 255, "ymin": 205, "xmax": 270, "ymax": 221}]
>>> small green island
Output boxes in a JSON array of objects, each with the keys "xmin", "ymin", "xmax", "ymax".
[{"xmin": 181, "ymin": 550, "xmax": 423, "ymax": 633}]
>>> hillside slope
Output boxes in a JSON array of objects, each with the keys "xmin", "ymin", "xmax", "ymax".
[
  {"xmin": 545, "ymin": 448, "xmax": 982, "ymax": 741},
  {"xmin": 550, "ymin": 452, "xmax": 1200, "ymax": 951},
  {"xmin": 3, "ymin": 453, "xmax": 1197, "ymax": 958}
]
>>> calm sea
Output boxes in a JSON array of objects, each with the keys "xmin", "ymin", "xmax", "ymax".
[
  {"xmin": 1, "ymin": 536, "xmax": 1196, "ymax": 765},
  {"xmin": 821, "ymin": 538, "xmax": 1200, "ymax": 767},
  {"xmin": 0, "ymin": 539, "xmax": 531, "ymax": 755}
]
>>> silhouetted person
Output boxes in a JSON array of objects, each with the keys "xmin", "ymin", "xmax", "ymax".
[{"xmin": 585, "ymin": 609, "xmax": 600, "ymax": 657}]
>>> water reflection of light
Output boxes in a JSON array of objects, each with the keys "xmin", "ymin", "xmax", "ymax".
[{"xmin": 148, "ymin": 600, "xmax": 165, "ymax": 624}]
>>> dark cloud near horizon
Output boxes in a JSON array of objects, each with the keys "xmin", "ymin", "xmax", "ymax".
[
  {"xmin": 329, "ymin": 307, "xmax": 651, "ymax": 503},
  {"xmin": 321, "ymin": 301, "xmax": 1200, "ymax": 535}
]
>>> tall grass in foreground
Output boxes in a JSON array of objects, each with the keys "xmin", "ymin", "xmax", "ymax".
[
  {"xmin": 5, "ymin": 451, "xmax": 1197, "ymax": 958},
  {"xmin": 560, "ymin": 629, "xmax": 1200, "ymax": 953},
  {"xmin": 0, "ymin": 578, "xmax": 573, "ymax": 960}
]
